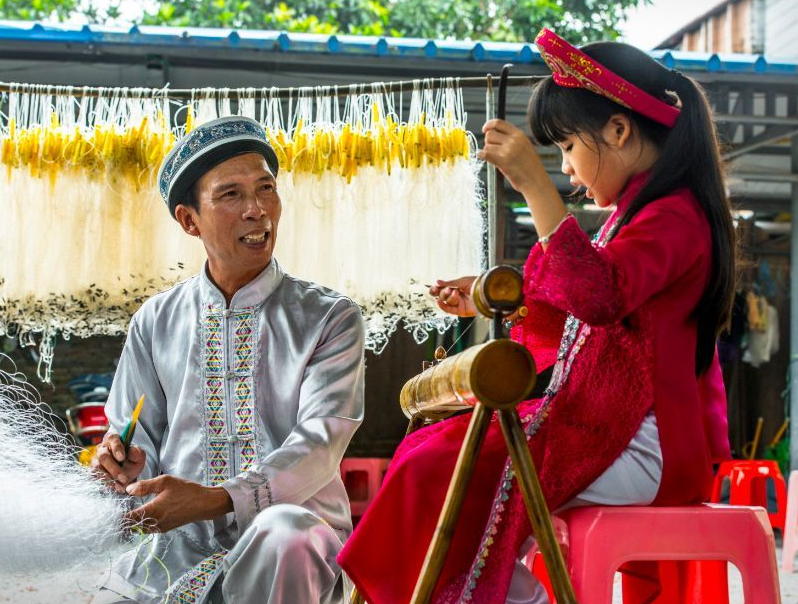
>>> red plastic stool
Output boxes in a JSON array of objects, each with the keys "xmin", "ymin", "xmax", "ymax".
[
  {"xmin": 66, "ymin": 402, "xmax": 109, "ymax": 446},
  {"xmin": 782, "ymin": 470, "xmax": 798, "ymax": 572},
  {"xmin": 710, "ymin": 460, "xmax": 787, "ymax": 534},
  {"xmin": 530, "ymin": 555, "xmax": 729, "ymax": 604},
  {"xmin": 340, "ymin": 458, "xmax": 390, "ymax": 519},
  {"xmin": 527, "ymin": 504, "xmax": 781, "ymax": 604}
]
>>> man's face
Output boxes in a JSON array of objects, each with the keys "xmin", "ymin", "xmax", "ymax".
[{"xmin": 180, "ymin": 153, "xmax": 281, "ymax": 284}]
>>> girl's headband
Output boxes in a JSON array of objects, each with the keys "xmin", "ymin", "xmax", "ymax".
[{"xmin": 534, "ymin": 28, "xmax": 681, "ymax": 128}]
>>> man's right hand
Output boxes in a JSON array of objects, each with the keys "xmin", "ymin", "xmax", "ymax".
[{"xmin": 91, "ymin": 433, "xmax": 146, "ymax": 495}]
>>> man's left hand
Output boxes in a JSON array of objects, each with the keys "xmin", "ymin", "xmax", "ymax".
[{"xmin": 125, "ymin": 475, "xmax": 233, "ymax": 533}]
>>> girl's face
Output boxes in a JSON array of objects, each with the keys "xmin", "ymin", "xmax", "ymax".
[{"xmin": 556, "ymin": 119, "xmax": 636, "ymax": 208}]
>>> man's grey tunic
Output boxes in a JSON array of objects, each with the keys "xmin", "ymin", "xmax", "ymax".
[{"xmin": 102, "ymin": 259, "xmax": 364, "ymax": 604}]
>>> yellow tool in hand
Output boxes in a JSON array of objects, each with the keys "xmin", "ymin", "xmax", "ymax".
[{"xmin": 120, "ymin": 394, "xmax": 145, "ymax": 456}]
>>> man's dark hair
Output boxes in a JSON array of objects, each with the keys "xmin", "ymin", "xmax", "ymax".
[{"xmin": 181, "ymin": 182, "xmax": 200, "ymax": 213}]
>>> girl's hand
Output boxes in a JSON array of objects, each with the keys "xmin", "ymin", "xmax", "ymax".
[
  {"xmin": 479, "ymin": 119, "xmax": 547, "ymax": 195},
  {"xmin": 429, "ymin": 277, "xmax": 477, "ymax": 317}
]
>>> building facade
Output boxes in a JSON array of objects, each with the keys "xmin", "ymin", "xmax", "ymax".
[{"xmin": 656, "ymin": 0, "xmax": 797, "ymax": 59}]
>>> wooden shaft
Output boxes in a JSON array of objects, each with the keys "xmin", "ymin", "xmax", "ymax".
[
  {"xmin": 749, "ymin": 416, "xmax": 764, "ymax": 460},
  {"xmin": 498, "ymin": 408, "xmax": 578, "ymax": 604},
  {"xmin": 406, "ymin": 414, "xmax": 426, "ymax": 436},
  {"xmin": 410, "ymin": 403, "xmax": 494, "ymax": 604},
  {"xmin": 349, "ymin": 588, "xmax": 365, "ymax": 604},
  {"xmin": 769, "ymin": 419, "xmax": 790, "ymax": 448},
  {"xmin": 400, "ymin": 339, "xmax": 536, "ymax": 419}
]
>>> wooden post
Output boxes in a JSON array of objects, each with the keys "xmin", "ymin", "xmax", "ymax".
[
  {"xmin": 409, "ymin": 403, "xmax": 494, "ymax": 604},
  {"xmin": 498, "ymin": 409, "xmax": 577, "ymax": 603}
]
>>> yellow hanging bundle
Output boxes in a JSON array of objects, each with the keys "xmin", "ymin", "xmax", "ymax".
[{"xmin": 0, "ymin": 82, "xmax": 484, "ymax": 379}]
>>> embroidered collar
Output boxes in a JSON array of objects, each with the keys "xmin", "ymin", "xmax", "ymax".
[{"xmin": 200, "ymin": 258, "xmax": 284, "ymax": 309}]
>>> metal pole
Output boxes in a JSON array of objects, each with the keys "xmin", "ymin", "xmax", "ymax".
[
  {"xmin": 790, "ymin": 135, "xmax": 798, "ymax": 472},
  {"xmin": 0, "ymin": 75, "xmax": 541, "ymax": 100},
  {"xmin": 493, "ymin": 64, "xmax": 512, "ymax": 269},
  {"xmin": 485, "ymin": 75, "xmax": 496, "ymax": 270}
]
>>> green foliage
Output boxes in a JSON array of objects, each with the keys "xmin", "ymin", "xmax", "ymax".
[
  {"xmin": 0, "ymin": 0, "xmax": 122, "ymax": 23},
  {"xmin": 388, "ymin": 0, "xmax": 645, "ymax": 43},
  {"xmin": 1, "ymin": 0, "xmax": 648, "ymax": 44},
  {"xmin": 764, "ymin": 439, "xmax": 790, "ymax": 480},
  {"xmin": 0, "ymin": 0, "xmax": 78, "ymax": 21},
  {"xmin": 139, "ymin": 0, "xmax": 645, "ymax": 42},
  {"xmin": 141, "ymin": 0, "xmax": 393, "ymax": 36}
]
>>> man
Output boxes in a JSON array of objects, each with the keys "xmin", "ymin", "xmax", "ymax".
[{"xmin": 91, "ymin": 116, "xmax": 365, "ymax": 604}]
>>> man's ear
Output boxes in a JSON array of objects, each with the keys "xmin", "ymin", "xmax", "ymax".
[
  {"xmin": 174, "ymin": 204, "xmax": 200, "ymax": 237},
  {"xmin": 605, "ymin": 114, "xmax": 632, "ymax": 149}
]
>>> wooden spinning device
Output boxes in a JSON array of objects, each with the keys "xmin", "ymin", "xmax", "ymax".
[
  {"xmin": 350, "ymin": 64, "xmax": 577, "ymax": 604},
  {"xmin": 351, "ymin": 265, "xmax": 577, "ymax": 604}
]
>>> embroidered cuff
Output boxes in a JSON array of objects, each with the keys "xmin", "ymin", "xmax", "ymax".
[{"xmin": 222, "ymin": 472, "xmax": 274, "ymax": 532}]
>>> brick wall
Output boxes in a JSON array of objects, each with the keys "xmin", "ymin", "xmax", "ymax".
[
  {"xmin": 3, "ymin": 334, "xmax": 124, "ymax": 421},
  {"xmin": 3, "ymin": 327, "xmax": 423, "ymax": 457}
]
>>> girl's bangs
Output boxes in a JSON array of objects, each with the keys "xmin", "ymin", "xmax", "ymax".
[{"xmin": 528, "ymin": 79, "xmax": 580, "ymax": 146}]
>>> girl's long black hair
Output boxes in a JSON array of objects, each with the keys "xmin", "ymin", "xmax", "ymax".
[{"xmin": 528, "ymin": 41, "xmax": 736, "ymax": 376}]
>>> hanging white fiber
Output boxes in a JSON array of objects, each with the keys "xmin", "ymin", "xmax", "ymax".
[
  {"xmin": 0, "ymin": 356, "xmax": 136, "ymax": 576},
  {"xmin": 0, "ymin": 170, "xmax": 204, "ymax": 334},
  {"xmin": 1, "ymin": 80, "xmax": 485, "ymax": 369},
  {"xmin": 276, "ymin": 158, "xmax": 484, "ymax": 352},
  {"xmin": 0, "ymin": 84, "xmax": 205, "ymax": 380},
  {"xmin": 265, "ymin": 81, "xmax": 485, "ymax": 352}
]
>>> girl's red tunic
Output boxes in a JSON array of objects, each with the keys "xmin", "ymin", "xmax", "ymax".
[{"xmin": 338, "ymin": 173, "xmax": 731, "ymax": 604}]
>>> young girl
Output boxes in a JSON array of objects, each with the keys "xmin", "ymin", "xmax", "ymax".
[{"xmin": 338, "ymin": 28, "xmax": 734, "ymax": 604}]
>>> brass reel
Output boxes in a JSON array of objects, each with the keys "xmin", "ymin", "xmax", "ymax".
[{"xmin": 400, "ymin": 339, "xmax": 537, "ymax": 420}]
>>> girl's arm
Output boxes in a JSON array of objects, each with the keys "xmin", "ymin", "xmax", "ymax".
[
  {"xmin": 525, "ymin": 200, "xmax": 708, "ymax": 325},
  {"xmin": 480, "ymin": 119, "xmax": 568, "ymax": 243}
]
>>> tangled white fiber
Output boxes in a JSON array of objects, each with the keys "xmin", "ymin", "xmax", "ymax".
[{"xmin": 0, "ymin": 354, "xmax": 133, "ymax": 576}]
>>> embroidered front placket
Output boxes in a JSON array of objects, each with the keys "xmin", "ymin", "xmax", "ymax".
[{"xmin": 203, "ymin": 304, "xmax": 259, "ymax": 486}]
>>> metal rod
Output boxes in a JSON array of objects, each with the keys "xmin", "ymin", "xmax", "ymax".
[
  {"xmin": 492, "ymin": 64, "xmax": 512, "ymax": 268},
  {"xmin": 715, "ymin": 113, "xmax": 798, "ymax": 126},
  {"xmin": 724, "ymin": 126, "xmax": 798, "ymax": 160},
  {"xmin": 486, "ymin": 74, "xmax": 497, "ymax": 270},
  {"xmin": 410, "ymin": 402, "xmax": 494, "ymax": 604},
  {"xmin": 733, "ymin": 171, "xmax": 798, "ymax": 183},
  {"xmin": 790, "ymin": 133, "xmax": 798, "ymax": 473},
  {"xmin": 497, "ymin": 408, "xmax": 578, "ymax": 604},
  {"xmin": 491, "ymin": 313, "xmax": 503, "ymax": 341},
  {"xmin": 0, "ymin": 75, "xmax": 541, "ymax": 100}
]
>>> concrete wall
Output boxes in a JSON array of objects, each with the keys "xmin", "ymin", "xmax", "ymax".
[
  {"xmin": 766, "ymin": 0, "xmax": 798, "ymax": 59},
  {"xmin": 671, "ymin": 0, "xmax": 797, "ymax": 58}
]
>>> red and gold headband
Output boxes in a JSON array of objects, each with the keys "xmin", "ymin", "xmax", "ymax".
[{"xmin": 534, "ymin": 28, "xmax": 681, "ymax": 128}]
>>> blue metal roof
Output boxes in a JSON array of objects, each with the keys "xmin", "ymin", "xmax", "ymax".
[{"xmin": 0, "ymin": 20, "xmax": 796, "ymax": 75}]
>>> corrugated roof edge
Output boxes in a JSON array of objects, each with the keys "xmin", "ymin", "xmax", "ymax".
[{"xmin": 0, "ymin": 20, "xmax": 795, "ymax": 74}]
